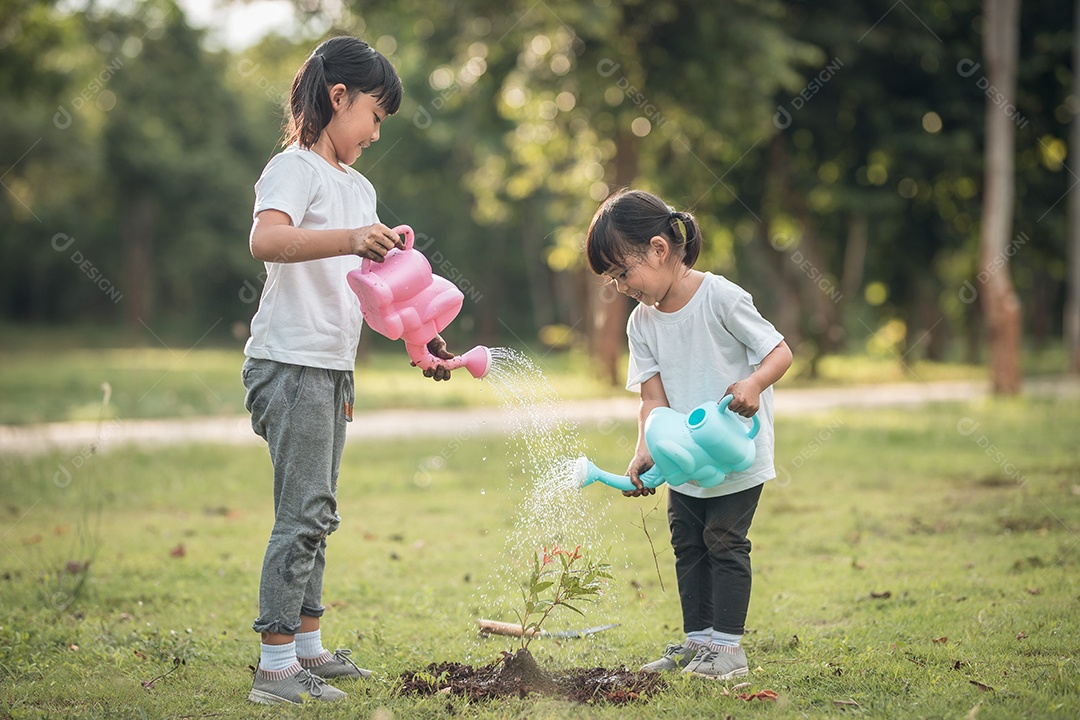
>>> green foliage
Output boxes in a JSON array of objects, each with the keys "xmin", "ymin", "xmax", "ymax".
[
  {"xmin": 0, "ymin": 0, "xmax": 1074, "ymax": 365},
  {"xmin": 516, "ymin": 544, "xmax": 611, "ymax": 650}
]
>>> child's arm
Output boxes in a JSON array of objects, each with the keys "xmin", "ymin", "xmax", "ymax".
[
  {"xmin": 625, "ymin": 374, "xmax": 670, "ymax": 497},
  {"xmin": 725, "ymin": 340, "xmax": 793, "ymax": 416},
  {"xmin": 249, "ymin": 210, "xmax": 404, "ymax": 264}
]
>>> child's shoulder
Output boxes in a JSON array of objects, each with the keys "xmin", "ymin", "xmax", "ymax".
[
  {"xmin": 265, "ymin": 146, "xmax": 323, "ymax": 174},
  {"xmin": 701, "ymin": 272, "xmax": 751, "ymax": 298}
]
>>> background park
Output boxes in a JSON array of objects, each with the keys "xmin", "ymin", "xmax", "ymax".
[{"xmin": 1, "ymin": 0, "xmax": 1078, "ymax": 717}]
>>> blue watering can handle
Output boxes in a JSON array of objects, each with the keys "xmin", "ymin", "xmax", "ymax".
[
  {"xmin": 361, "ymin": 224, "xmax": 414, "ymax": 274},
  {"xmin": 718, "ymin": 394, "xmax": 760, "ymax": 440}
]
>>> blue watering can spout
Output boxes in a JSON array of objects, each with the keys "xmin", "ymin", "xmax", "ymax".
[
  {"xmin": 577, "ymin": 394, "xmax": 759, "ymax": 493},
  {"xmin": 573, "ymin": 457, "xmax": 664, "ymax": 493}
]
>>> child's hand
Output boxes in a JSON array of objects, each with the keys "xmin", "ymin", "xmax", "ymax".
[
  {"xmin": 349, "ymin": 223, "xmax": 404, "ymax": 261},
  {"xmin": 624, "ymin": 452, "xmax": 657, "ymax": 497},
  {"xmin": 415, "ymin": 335, "xmax": 453, "ymax": 381},
  {"xmin": 724, "ymin": 377, "xmax": 762, "ymax": 417}
]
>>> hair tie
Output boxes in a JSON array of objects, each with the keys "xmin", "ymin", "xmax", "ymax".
[{"xmin": 670, "ymin": 211, "xmax": 688, "ymax": 242}]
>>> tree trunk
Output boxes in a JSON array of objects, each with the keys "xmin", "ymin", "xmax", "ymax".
[
  {"xmin": 840, "ymin": 214, "xmax": 868, "ymax": 310},
  {"xmin": 521, "ymin": 198, "xmax": 556, "ymax": 333},
  {"xmin": 589, "ymin": 128, "xmax": 635, "ymax": 386},
  {"xmin": 978, "ymin": 0, "xmax": 1023, "ymax": 394},
  {"xmin": 1066, "ymin": 0, "xmax": 1080, "ymax": 373},
  {"xmin": 122, "ymin": 190, "xmax": 157, "ymax": 326},
  {"xmin": 763, "ymin": 135, "xmax": 844, "ymax": 376}
]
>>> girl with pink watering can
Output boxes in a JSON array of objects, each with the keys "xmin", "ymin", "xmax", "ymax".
[
  {"xmin": 240, "ymin": 37, "xmax": 480, "ymax": 706},
  {"xmin": 583, "ymin": 190, "xmax": 792, "ymax": 681}
]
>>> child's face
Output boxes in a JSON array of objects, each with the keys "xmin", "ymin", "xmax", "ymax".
[
  {"xmin": 602, "ymin": 243, "xmax": 672, "ymax": 306},
  {"xmin": 322, "ymin": 89, "xmax": 388, "ymax": 165}
]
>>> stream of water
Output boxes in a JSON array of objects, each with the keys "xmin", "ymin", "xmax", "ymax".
[{"xmin": 468, "ymin": 347, "xmax": 617, "ymax": 651}]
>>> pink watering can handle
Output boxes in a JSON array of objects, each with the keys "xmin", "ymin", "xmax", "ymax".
[
  {"xmin": 360, "ymin": 224, "xmax": 414, "ymax": 274},
  {"xmin": 718, "ymin": 394, "xmax": 760, "ymax": 440}
]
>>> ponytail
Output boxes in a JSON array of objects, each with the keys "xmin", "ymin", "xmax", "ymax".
[
  {"xmin": 586, "ymin": 189, "xmax": 702, "ymax": 274},
  {"xmin": 283, "ymin": 36, "xmax": 403, "ymax": 149}
]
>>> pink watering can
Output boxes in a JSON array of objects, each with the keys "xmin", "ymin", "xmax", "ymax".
[
  {"xmin": 346, "ymin": 225, "xmax": 490, "ymax": 379},
  {"xmin": 575, "ymin": 394, "xmax": 759, "ymax": 492}
]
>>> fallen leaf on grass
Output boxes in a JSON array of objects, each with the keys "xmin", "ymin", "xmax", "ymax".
[
  {"xmin": 133, "ymin": 650, "xmax": 147, "ymax": 660},
  {"xmin": 1025, "ymin": 587, "xmax": 1042, "ymax": 595},
  {"xmin": 952, "ymin": 660, "xmax": 967, "ymax": 670},
  {"xmin": 169, "ymin": 544, "xmax": 185, "ymax": 558},
  {"xmin": 969, "ymin": 680, "xmax": 995, "ymax": 693},
  {"xmin": 737, "ymin": 689, "xmax": 778, "ymax": 702},
  {"xmin": 833, "ymin": 699, "xmax": 861, "ymax": 709},
  {"xmin": 932, "ymin": 636, "xmax": 948, "ymax": 644},
  {"xmin": 869, "ymin": 590, "xmax": 891, "ymax": 599}
]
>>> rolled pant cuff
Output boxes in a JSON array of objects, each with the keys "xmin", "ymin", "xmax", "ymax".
[
  {"xmin": 252, "ymin": 618, "xmax": 302, "ymax": 635},
  {"xmin": 300, "ymin": 604, "xmax": 326, "ymax": 619}
]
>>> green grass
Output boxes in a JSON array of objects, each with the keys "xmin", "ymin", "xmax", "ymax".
[
  {"xmin": 1, "ymin": 322, "xmax": 1073, "ymax": 425},
  {"xmin": 1, "ymin": 393, "xmax": 1077, "ymax": 718},
  {"xmin": 0, "ymin": 339, "xmax": 622, "ymax": 425}
]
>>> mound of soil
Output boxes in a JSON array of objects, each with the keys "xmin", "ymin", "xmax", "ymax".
[{"xmin": 399, "ymin": 648, "xmax": 666, "ymax": 705}]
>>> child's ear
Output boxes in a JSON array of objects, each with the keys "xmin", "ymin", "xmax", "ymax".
[
  {"xmin": 649, "ymin": 235, "xmax": 670, "ymax": 259},
  {"xmin": 328, "ymin": 83, "xmax": 349, "ymax": 110}
]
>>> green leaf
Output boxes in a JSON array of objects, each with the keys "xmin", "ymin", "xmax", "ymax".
[{"xmin": 531, "ymin": 581, "xmax": 554, "ymax": 594}]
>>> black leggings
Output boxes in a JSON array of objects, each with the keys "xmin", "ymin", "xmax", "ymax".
[{"xmin": 668, "ymin": 484, "xmax": 763, "ymax": 635}]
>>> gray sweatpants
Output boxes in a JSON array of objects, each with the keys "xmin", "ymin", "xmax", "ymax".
[{"xmin": 242, "ymin": 357, "xmax": 354, "ymax": 636}]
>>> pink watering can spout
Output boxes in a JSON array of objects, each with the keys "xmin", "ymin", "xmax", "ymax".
[{"xmin": 346, "ymin": 224, "xmax": 490, "ymax": 379}]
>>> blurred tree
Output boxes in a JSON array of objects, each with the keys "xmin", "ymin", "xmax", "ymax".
[
  {"xmin": 0, "ymin": 0, "xmax": 1073, "ymax": 381},
  {"xmin": 1067, "ymin": 0, "xmax": 1080, "ymax": 373},
  {"xmin": 0, "ymin": 0, "xmax": 273, "ymax": 337},
  {"xmin": 979, "ymin": 0, "xmax": 1023, "ymax": 394}
]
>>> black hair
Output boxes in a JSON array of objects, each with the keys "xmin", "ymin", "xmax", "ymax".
[
  {"xmin": 585, "ymin": 189, "xmax": 702, "ymax": 275},
  {"xmin": 283, "ymin": 36, "xmax": 403, "ymax": 149}
]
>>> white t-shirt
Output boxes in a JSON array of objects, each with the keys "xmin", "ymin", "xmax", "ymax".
[
  {"xmin": 244, "ymin": 146, "xmax": 378, "ymax": 371},
  {"xmin": 626, "ymin": 272, "xmax": 785, "ymax": 498}
]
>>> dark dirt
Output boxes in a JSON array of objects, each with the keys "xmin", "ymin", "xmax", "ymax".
[{"xmin": 399, "ymin": 648, "xmax": 666, "ymax": 705}]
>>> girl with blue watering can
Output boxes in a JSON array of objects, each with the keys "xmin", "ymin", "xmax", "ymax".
[
  {"xmin": 241, "ymin": 37, "xmax": 459, "ymax": 705},
  {"xmin": 585, "ymin": 189, "xmax": 793, "ymax": 680}
]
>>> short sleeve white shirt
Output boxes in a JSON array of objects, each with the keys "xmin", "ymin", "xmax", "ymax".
[
  {"xmin": 244, "ymin": 146, "xmax": 377, "ymax": 371},
  {"xmin": 626, "ymin": 272, "xmax": 785, "ymax": 498}
]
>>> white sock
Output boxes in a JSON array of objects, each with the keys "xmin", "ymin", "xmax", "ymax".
[
  {"xmin": 259, "ymin": 641, "xmax": 298, "ymax": 672},
  {"xmin": 295, "ymin": 629, "xmax": 325, "ymax": 659},
  {"xmin": 711, "ymin": 630, "xmax": 742, "ymax": 648},
  {"xmin": 686, "ymin": 628, "xmax": 713, "ymax": 647}
]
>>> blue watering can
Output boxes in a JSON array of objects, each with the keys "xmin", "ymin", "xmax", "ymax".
[{"xmin": 575, "ymin": 394, "xmax": 760, "ymax": 492}]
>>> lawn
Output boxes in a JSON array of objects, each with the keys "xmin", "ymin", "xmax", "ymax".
[
  {"xmin": 1, "ymin": 388, "xmax": 1077, "ymax": 718},
  {"xmin": 2, "ymin": 322, "xmax": 1071, "ymax": 425}
]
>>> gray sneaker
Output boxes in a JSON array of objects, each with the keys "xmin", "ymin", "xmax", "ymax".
[
  {"xmin": 302, "ymin": 648, "xmax": 372, "ymax": 680},
  {"xmin": 682, "ymin": 645, "xmax": 749, "ymax": 680},
  {"xmin": 248, "ymin": 666, "xmax": 348, "ymax": 704},
  {"xmin": 640, "ymin": 642, "xmax": 702, "ymax": 672}
]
